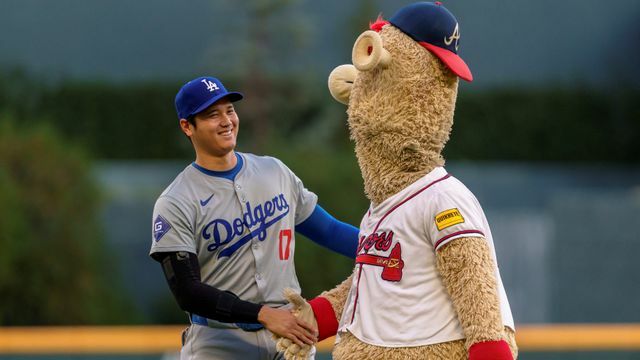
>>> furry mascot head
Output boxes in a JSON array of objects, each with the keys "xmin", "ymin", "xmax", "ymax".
[
  {"xmin": 276, "ymin": 3, "xmax": 518, "ymax": 359},
  {"xmin": 328, "ymin": 2, "xmax": 471, "ymax": 205}
]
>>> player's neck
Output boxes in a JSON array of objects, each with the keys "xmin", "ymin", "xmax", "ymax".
[{"xmin": 194, "ymin": 150, "xmax": 237, "ymax": 171}]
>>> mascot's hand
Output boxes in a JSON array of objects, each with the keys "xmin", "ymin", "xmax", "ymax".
[
  {"xmin": 274, "ymin": 288, "xmax": 318, "ymax": 360},
  {"xmin": 469, "ymin": 340, "xmax": 513, "ymax": 360}
]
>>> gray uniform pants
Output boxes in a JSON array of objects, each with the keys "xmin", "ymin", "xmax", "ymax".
[
  {"xmin": 180, "ymin": 324, "xmax": 316, "ymax": 359},
  {"xmin": 181, "ymin": 324, "xmax": 283, "ymax": 360}
]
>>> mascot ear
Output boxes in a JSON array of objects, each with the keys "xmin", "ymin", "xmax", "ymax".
[
  {"xmin": 352, "ymin": 30, "xmax": 391, "ymax": 71},
  {"xmin": 328, "ymin": 64, "xmax": 358, "ymax": 105}
]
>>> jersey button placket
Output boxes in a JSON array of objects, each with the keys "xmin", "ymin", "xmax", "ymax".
[
  {"xmin": 238, "ymin": 182, "xmax": 262, "ymax": 290},
  {"xmin": 235, "ymin": 183, "xmax": 247, "ymax": 203}
]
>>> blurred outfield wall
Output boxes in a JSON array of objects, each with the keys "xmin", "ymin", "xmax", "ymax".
[{"xmin": 96, "ymin": 160, "xmax": 640, "ymax": 325}]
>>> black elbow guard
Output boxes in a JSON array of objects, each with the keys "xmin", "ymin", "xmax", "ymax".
[
  {"xmin": 158, "ymin": 251, "xmax": 261, "ymax": 323},
  {"xmin": 160, "ymin": 251, "xmax": 200, "ymax": 310}
]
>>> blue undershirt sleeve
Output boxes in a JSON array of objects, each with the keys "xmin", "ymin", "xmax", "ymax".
[{"xmin": 295, "ymin": 204, "xmax": 359, "ymax": 259}]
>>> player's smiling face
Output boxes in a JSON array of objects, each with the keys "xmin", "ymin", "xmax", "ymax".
[{"xmin": 187, "ymin": 98, "xmax": 239, "ymax": 157}]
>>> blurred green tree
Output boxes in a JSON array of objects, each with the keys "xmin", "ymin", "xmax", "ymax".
[
  {"xmin": 233, "ymin": 0, "xmax": 310, "ymax": 153},
  {"xmin": 4, "ymin": 68, "xmax": 639, "ymax": 163},
  {"xmin": 0, "ymin": 119, "xmax": 133, "ymax": 325}
]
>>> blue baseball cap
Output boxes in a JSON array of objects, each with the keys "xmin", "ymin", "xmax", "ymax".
[
  {"xmin": 175, "ymin": 76, "xmax": 244, "ymax": 119},
  {"xmin": 389, "ymin": 2, "xmax": 472, "ymax": 82}
]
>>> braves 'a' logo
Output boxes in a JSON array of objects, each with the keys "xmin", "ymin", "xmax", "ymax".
[
  {"xmin": 356, "ymin": 230, "xmax": 404, "ymax": 281},
  {"xmin": 444, "ymin": 23, "xmax": 460, "ymax": 51}
]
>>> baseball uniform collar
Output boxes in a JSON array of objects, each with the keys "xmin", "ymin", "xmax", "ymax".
[
  {"xmin": 191, "ymin": 152, "xmax": 244, "ymax": 181},
  {"xmin": 368, "ymin": 167, "xmax": 449, "ymax": 217}
]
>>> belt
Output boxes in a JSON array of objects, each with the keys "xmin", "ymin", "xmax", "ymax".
[{"xmin": 190, "ymin": 314, "xmax": 264, "ymax": 332}]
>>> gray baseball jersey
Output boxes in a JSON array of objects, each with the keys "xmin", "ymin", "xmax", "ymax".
[{"xmin": 150, "ymin": 152, "xmax": 317, "ymax": 309}]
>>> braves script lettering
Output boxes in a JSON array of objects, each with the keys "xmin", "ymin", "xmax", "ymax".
[
  {"xmin": 357, "ymin": 230, "xmax": 394, "ymax": 253},
  {"xmin": 202, "ymin": 194, "xmax": 289, "ymax": 258}
]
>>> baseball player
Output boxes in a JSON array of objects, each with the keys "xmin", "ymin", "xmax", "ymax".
[{"xmin": 150, "ymin": 76, "xmax": 360, "ymax": 359}]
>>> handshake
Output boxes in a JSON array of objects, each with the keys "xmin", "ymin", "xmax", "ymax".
[{"xmin": 258, "ymin": 288, "xmax": 319, "ymax": 360}]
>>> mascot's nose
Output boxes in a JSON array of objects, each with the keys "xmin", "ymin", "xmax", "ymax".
[
  {"xmin": 328, "ymin": 64, "xmax": 357, "ymax": 105},
  {"xmin": 328, "ymin": 31, "xmax": 392, "ymax": 105},
  {"xmin": 352, "ymin": 30, "xmax": 391, "ymax": 72}
]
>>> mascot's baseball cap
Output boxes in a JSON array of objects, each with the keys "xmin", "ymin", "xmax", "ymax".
[
  {"xmin": 175, "ymin": 76, "xmax": 244, "ymax": 120},
  {"xmin": 388, "ymin": 2, "xmax": 473, "ymax": 82}
]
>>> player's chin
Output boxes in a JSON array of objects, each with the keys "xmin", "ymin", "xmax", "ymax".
[{"xmin": 216, "ymin": 138, "xmax": 236, "ymax": 153}]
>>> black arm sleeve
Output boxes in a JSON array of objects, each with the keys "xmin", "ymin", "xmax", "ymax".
[{"xmin": 154, "ymin": 251, "xmax": 263, "ymax": 323}]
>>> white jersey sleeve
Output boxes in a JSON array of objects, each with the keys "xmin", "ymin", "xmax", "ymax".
[
  {"xmin": 274, "ymin": 159, "xmax": 318, "ymax": 225},
  {"xmin": 426, "ymin": 182, "xmax": 487, "ymax": 251},
  {"xmin": 150, "ymin": 195, "xmax": 197, "ymax": 254}
]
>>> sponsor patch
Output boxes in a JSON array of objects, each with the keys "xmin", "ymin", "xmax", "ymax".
[
  {"xmin": 435, "ymin": 208, "xmax": 464, "ymax": 231},
  {"xmin": 153, "ymin": 215, "xmax": 172, "ymax": 242}
]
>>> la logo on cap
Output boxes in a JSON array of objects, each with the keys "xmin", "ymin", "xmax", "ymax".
[{"xmin": 201, "ymin": 79, "xmax": 220, "ymax": 92}]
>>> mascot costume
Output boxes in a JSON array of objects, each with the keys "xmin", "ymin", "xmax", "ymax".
[{"xmin": 277, "ymin": 2, "xmax": 517, "ymax": 359}]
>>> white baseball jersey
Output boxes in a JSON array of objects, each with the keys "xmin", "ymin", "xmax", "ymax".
[
  {"xmin": 149, "ymin": 152, "xmax": 317, "ymax": 312},
  {"xmin": 338, "ymin": 167, "xmax": 514, "ymax": 347}
]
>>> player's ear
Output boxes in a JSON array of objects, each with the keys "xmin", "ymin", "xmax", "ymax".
[{"xmin": 179, "ymin": 118, "xmax": 193, "ymax": 137}]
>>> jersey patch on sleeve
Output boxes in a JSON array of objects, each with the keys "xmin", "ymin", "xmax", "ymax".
[
  {"xmin": 435, "ymin": 208, "xmax": 465, "ymax": 231},
  {"xmin": 153, "ymin": 215, "xmax": 172, "ymax": 242}
]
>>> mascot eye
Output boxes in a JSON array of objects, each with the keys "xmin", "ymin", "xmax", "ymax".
[{"xmin": 352, "ymin": 30, "xmax": 391, "ymax": 71}]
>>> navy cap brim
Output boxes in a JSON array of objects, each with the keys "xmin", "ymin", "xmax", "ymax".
[{"xmin": 188, "ymin": 92, "xmax": 244, "ymax": 118}]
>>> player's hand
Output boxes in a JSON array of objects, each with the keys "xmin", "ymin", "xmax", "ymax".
[
  {"xmin": 274, "ymin": 289, "xmax": 319, "ymax": 360},
  {"xmin": 283, "ymin": 289, "xmax": 318, "ymax": 328},
  {"xmin": 257, "ymin": 306, "xmax": 317, "ymax": 348}
]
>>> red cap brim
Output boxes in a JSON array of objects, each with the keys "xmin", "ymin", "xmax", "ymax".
[{"xmin": 419, "ymin": 42, "xmax": 473, "ymax": 82}]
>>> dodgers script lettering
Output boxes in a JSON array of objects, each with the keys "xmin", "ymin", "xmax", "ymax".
[{"xmin": 202, "ymin": 194, "xmax": 290, "ymax": 257}]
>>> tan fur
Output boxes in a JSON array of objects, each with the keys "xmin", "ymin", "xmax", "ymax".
[
  {"xmin": 334, "ymin": 328, "xmax": 517, "ymax": 360},
  {"xmin": 299, "ymin": 22, "xmax": 519, "ymax": 360},
  {"xmin": 437, "ymin": 237, "xmax": 518, "ymax": 356},
  {"xmin": 347, "ymin": 26, "xmax": 458, "ymax": 206},
  {"xmin": 318, "ymin": 273, "xmax": 354, "ymax": 320},
  {"xmin": 334, "ymin": 331, "xmax": 467, "ymax": 360}
]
